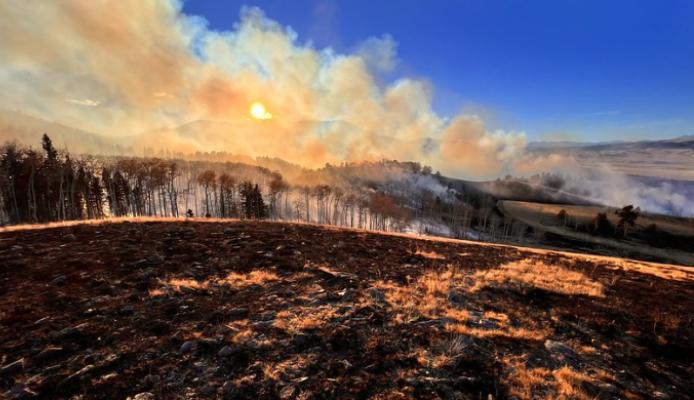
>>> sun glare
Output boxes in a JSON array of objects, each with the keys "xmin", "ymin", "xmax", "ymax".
[{"xmin": 249, "ymin": 101, "xmax": 272, "ymax": 120}]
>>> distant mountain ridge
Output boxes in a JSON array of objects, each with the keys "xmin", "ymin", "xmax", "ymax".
[
  {"xmin": 528, "ymin": 135, "xmax": 694, "ymax": 150},
  {"xmin": 0, "ymin": 109, "xmax": 133, "ymax": 155}
]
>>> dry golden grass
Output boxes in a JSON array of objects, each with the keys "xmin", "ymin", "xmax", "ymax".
[
  {"xmin": 505, "ymin": 358, "xmax": 607, "ymax": 400},
  {"xmin": 415, "ymin": 271, "xmax": 453, "ymax": 298},
  {"xmin": 472, "ymin": 259, "xmax": 605, "ymax": 297},
  {"xmin": 229, "ymin": 320, "xmax": 254, "ymax": 344},
  {"xmin": 272, "ymin": 305, "xmax": 340, "ymax": 334},
  {"xmin": 444, "ymin": 324, "xmax": 549, "ymax": 342},
  {"xmin": 372, "ymin": 266, "xmax": 553, "ymax": 342},
  {"xmin": 415, "ymin": 248, "xmax": 447, "ymax": 260},
  {"xmin": 163, "ymin": 278, "xmax": 209, "ymax": 291},
  {"xmin": 376, "ymin": 267, "xmax": 465, "ymax": 323},
  {"xmin": 147, "ymin": 288, "xmax": 166, "ymax": 297},
  {"xmin": 506, "ymin": 363, "xmax": 552, "ymax": 399},
  {"xmin": 221, "ymin": 270, "xmax": 279, "ymax": 287},
  {"xmin": 154, "ymin": 269, "xmax": 280, "ymax": 295},
  {"xmin": 261, "ymin": 352, "xmax": 318, "ymax": 382},
  {"xmin": 415, "ymin": 334, "xmax": 469, "ymax": 369},
  {"xmin": 553, "ymin": 367, "xmax": 596, "ymax": 399}
]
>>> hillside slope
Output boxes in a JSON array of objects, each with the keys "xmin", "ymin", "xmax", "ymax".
[
  {"xmin": 0, "ymin": 221, "xmax": 692, "ymax": 399},
  {"xmin": 498, "ymin": 200, "xmax": 694, "ymax": 266}
]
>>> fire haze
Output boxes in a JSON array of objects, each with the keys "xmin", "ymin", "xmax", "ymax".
[{"xmin": 0, "ymin": 0, "xmax": 528, "ymax": 180}]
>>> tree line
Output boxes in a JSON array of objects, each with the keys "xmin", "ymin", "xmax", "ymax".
[
  {"xmin": 2, "ymin": 135, "xmax": 540, "ymax": 247},
  {"xmin": 0, "ymin": 135, "xmax": 104, "ymax": 223},
  {"xmin": 0, "ymin": 135, "xmax": 414, "ymax": 230}
]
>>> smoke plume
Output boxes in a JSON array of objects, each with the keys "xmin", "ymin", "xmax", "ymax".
[{"xmin": 0, "ymin": 1, "xmax": 526, "ymax": 179}]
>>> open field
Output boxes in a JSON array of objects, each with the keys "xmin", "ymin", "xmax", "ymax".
[
  {"xmin": 1, "ymin": 220, "xmax": 693, "ymax": 399},
  {"xmin": 499, "ymin": 200, "xmax": 694, "ymax": 266},
  {"xmin": 499, "ymin": 201, "xmax": 694, "ymax": 236}
]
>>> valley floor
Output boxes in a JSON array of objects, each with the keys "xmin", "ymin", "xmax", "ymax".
[{"xmin": 0, "ymin": 220, "xmax": 692, "ymax": 399}]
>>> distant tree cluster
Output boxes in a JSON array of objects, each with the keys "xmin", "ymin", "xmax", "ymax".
[
  {"xmin": 0, "ymin": 135, "xmax": 275, "ymax": 225},
  {"xmin": 239, "ymin": 181, "xmax": 267, "ymax": 219},
  {"xmin": 0, "ymin": 135, "xmax": 104, "ymax": 224},
  {"xmin": 615, "ymin": 205, "xmax": 640, "ymax": 236},
  {"xmin": 554, "ymin": 205, "xmax": 641, "ymax": 238},
  {"xmin": 0, "ymin": 136, "xmax": 422, "ymax": 232}
]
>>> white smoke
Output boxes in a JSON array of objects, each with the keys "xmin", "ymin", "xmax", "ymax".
[{"xmin": 0, "ymin": 1, "xmax": 526, "ymax": 179}]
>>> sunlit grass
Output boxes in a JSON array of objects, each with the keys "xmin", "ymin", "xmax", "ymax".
[
  {"xmin": 504, "ymin": 357, "xmax": 610, "ymax": 400},
  {"xmin": 415, "ymin": 248, "xmax": 447, "ymax": 260},
  {"xmin": 472, "ymin": 258, "xmax": 605, "ymax": 297}
]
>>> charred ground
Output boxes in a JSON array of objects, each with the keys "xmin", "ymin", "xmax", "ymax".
[{"xmin": 0, "ymin": 220, "xmax": 692, "ymax": 399}]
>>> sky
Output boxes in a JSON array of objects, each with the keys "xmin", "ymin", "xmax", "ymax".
[{"xmin": 182, "ymin": 0, "xmax": 694, "ymax": 142}]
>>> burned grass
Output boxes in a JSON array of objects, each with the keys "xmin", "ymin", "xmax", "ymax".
[{"xmin": 0, "ymin": 220, "xmax": 692, "ymax": 399}]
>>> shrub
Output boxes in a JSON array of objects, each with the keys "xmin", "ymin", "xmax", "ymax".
[{"xmin": 591, "ymin": 213, "xmax": 614, "ymax": 236}]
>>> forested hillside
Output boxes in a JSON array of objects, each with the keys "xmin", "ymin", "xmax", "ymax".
[{"xmin": 1, "ymin": 135, "xmax": 514, "ymax": 240}]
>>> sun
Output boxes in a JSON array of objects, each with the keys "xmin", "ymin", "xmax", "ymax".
[{"xmin": 249, "ymin": 101, "xmax": 272, "ymax": 120}]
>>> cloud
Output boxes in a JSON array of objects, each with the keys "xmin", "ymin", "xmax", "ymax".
[
  {"xmin": 66, "ymin": 98, "xmax": 100, "ymax": 107},
  {"xmin": 0, "ymin": 1, "xmax": 526, "ymax": 178},
  {"xmin": 356, "ymin": 35, "xmax": 398, "ymax": 72}
]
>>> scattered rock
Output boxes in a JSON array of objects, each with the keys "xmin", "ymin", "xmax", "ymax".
[
  {"xmin": 49, "ymin": 275, "xmax": 67, "ymax": 286},
  {"xmin": 218, "ymin": 346, "xmax": 233, "ymax": 357},
  {"xmin": 120, "ymin": 304, "xmax": 135, "ymax": 315},
  {"xmin": 141, "ymin": 267, "xmax": 157, "ymax": 278},
  {"xmin": 465, "ymin": 312, "xmax": 499, "ymax": 330},
  {"xmin": 0, "ymin": 358, "xmax": 25, "ymax": 375},
  {"xmin": 222, "ymin": 380, "xmax": 235, "ymax": 394},
  {"xmin": 413, "ymin": 317, "xmax": 458, "ymax": 327},
  {"xmin": 544, "ymin": 340, "xmax": 575, "ymax": 357},
  {"xmin": 33, "ymin": 346, "xmax": 63, "ymax": 363},
  {"xmin": 198, "ymin": 337, "xmax": 222, "ymax": 349},
  {"xmin": 447, "ymin": 289, "xmax": 465, "ymax": 306},
  {"xmin": 224, "ymin": 228, "xmax": 234, "ymax": 235},
  {"xmin": 61, "ymin": 364, "xmax": 96, "ymax": 385},
  {"xmin": 4, "ymin": 383, "xmax": 35, "ymax": 399},
  {"xmin": 148, "ymin": 254, "xmax": 164, "ymax": 264},
  {"xmin": 338, "ymin": 288, "xmax": 355, "ymax": 301},
  {"xmin": 366, "ymin": 287, "xmax": 386, "ymax": 303},
  {"xmin": 50, "ymin": 326, "xmax": 81, "ymax": 341},
  {"xmin": 180, "ymin": 340, "xmax": 198, "ymax": 353},
  {"xmin": 279, "ymin": 384, "xmax": 296, "ymax": 399},
  {"xmin": 544, "ymin": 340, "xmax": 580, "ymax": 367},
  {"xmin": 128, "ymin": 393, "xmax": 155, "ymax": 400},
  {"xmin": 466, "ymin": 317, "xmax": 498, "ymax": 330},
  {"xmin": 181, "ymin": 228, "xmax": 196, "ymax": 238},
  {"xmin": 257, "ymin": 311, "xmax": 276, "ymax": 321},
  {"xmin": 143, "ymin": 374, "xmax": 161, "ymax": 386},
  {"xmin": 292, "ymin": 333, "xmax": 318, "ymax": 349}
]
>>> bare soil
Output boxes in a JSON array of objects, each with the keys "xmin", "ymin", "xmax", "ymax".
[{"xmin": 0, "ymin": 220, "xmax": 692, "ymax": 399}]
